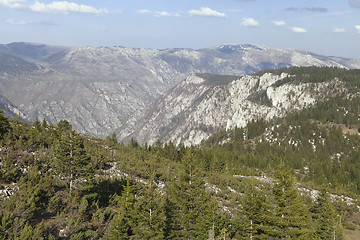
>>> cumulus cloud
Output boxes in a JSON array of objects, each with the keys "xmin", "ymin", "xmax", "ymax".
[
  {"xmin": 188, "ymin": 7, "xmax": 227, "ymax": 18},
  {"xmin": 29, "ymin": 1, "xmax": 108, "ymax": 14},
  {"xmin": 356, "ymin": 25, "xmax": 360, "ymax": 33},
  {"xmin": 333, "ymin": 28, "xmax": 346, "ymax": 33},
  {"xmin": 0, "ymin": 0, "xmax": 26, "ymax": 9},
  {"xmin": 290, "ymin": 27, "xmax": 307, "ymax": 33},
  {"xmin": 1, "ymin": 0, "xmax": 108, "ymax": 14},
  {"xmin": 272, "ymin": 20, "xmax": 286, "ymax": 26},
  {"xmin": 241, "ymin": 17, "xmax": 259, "ymax": 27},
  {"xmin": 349, "ymin": 0, "xmax": 360, "ymax": 8}
]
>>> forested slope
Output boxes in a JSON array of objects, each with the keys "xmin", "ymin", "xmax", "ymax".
[
  {"xmin": 0, "ymin": 97, "xmax": 359, "ymax": 239},
  {"xmin": 0, "ymin": 67, "xmax": 360, "ymax": 239}
]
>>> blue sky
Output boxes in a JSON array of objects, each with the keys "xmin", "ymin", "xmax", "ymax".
[{"xmin": 1, "ymin": 0, "xmax": 360, "ymax": 58}]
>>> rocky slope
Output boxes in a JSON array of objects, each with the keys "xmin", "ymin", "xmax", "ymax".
[
  {"xmin": 0, "ymin": 42, "xmax": 360, "ymax": 138},
  {"xmin": 118, "ymin": 71, "xmax": 352, "ymax": 146},
  {"xmin": 0, "ymin": 95, "xmax": 25, "ymax": 120}
]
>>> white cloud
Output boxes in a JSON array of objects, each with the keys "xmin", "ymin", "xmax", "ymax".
[
  {"xmin": 241, "ymin": 17, "xmax": 259, "ymax": 27},
  {"xmin": 154, "ymin": 11, "xmax": 172, "ymax": 17},
  {"xmin": 290, "ymin": 27, "xmax": 307, "ymax": 33},
  {"xmin": 138, "ymin": 9, "xmax": 150, "ymax": 14},
  {"xmin": 6, "ymin": 18, "xmax": 31, "ymax": 24},
  {"xmin": 138, "ymin": 9, "xmax": 180, "ymax": 17},
  {"xmin": 333, "ymin": 28, "xmax": 346, "ymax": 33},
  {"xmin": 29, "ymin": 1, "xmax": 108, "ymax": 15},
  {"xmin": 0, "ymin": 0, "xmax": 26, "ymax": 9},
  {"xmin": 188, "ymin": 7, "xmax": 227, "ymax": 18},
  {"xmin": 356, "ymin": 25, "xmax": 360, "ymax": 33},
  {"xmin": 272, "ymin": 20, "xmax": 286, "ymax": 26}
]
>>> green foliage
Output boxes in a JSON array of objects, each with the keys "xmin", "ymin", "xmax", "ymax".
[
  {"xmin": 0, "ymin": 110, "xmax": 10, "ymax": 139},
  {"xmin": 107, "ymin": 180, "xmax": 135, "ymax": 239},
  {"xmin": 167, "ymin": 149, "xmax": 221, "ymax": 239},
  {"xmin": 1, "ymin": 66, "xmax": 360, "ymax": 240},
  {"xmin": 272, "ymin": 163, "xmax": 313, "ymax": 239},
  {"xmin": 256, "ymin": 66, "xmax": 360, "ymax": 89},
  {"xmin": 53, "ymin": 131, "xmax": 91, "ymax": 190},
  {"xmin": 247, "ymin": 90, "xmax": 272, "ymax": 106},
  {"xmin": 239, "ymin": 183, "xmax": 274, "ymax": 239},
  {"xmin": 311, "ymin": 188, "xmax": 345, "ymax": 239},
  {"xmin": 133, "ymin": 177, "xmax": 166, "ymax": 239},
  {"xmin": 196, "ymin": 73, "xmax": 239, "ymax": 86},
  {"xmin": 106, "ymin": 132, "xmax": 118, "ymax": 146}
]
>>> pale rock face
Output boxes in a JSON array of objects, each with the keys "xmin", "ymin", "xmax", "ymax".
[
  {"xmin": 1, "ymin": 42, "xmax": 360, "ymax": 138},
  {"xmin": 119, "ymin": 73, "xmax": 349, "ymax": 146}
]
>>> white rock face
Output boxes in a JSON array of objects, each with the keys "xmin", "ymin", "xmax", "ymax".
[
  {"xmin": 1, "ymin": 43, "xmax": 360, "ymax": 138},
  {"xmin": 119, "ymin": 72, "xmax": 349, "ymax": 146}
]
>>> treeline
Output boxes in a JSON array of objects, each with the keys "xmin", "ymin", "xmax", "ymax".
[
  {"xmin": 0, "ymin": 102, "xmax": 356, "ymax": 239},
  {"xmin": 1, "ymin": 65, "xmax": 360, "ymax": 239},
  {"xmin": 255, "ymin": 66, "xmax": 360, "ymax": 89},
  {"xmin": 0, "ymin": 107, "xmax": 354, "ymax": 239},
  {"xmin": 202, "ymin": 96, "xmax": 360, "ymax": 194}
]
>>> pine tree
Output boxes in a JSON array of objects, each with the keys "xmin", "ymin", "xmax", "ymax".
[
  {"xmin": 106, "ymin": 132, "xmax": 118, "ymax": 146},
  {"xmin": 167, "ymin": 149, "xmax": 216, "ymax": 239},
  {"xmin": 0, "ymin": 109, "xmax": 10, "ymax": 139},
  {"xmin": 53, "ymin": 131, "xmax": 90, "ymax": 190},
  {"xmin": 107, "ymin": 180, "xmax": 136, "ymax": 240},
  {"xmin": 133, "ymin": 176, "xmax": 166, "ymax": 239},
  {"xmin": 271, "ymin": 163, "xmax": 313, "ymax": 239},
  {"xmin": 241, "ymin": 182, "xmax": 273, "ymax": 239},
  {"xmin": 312, "ymin": 188, "xmax": 345, "ymax": 239}
]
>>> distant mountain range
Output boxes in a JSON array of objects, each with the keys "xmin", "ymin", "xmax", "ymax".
[{"xmin": 0, "ymin": 42, "xmax": 359, "ymax": 142}]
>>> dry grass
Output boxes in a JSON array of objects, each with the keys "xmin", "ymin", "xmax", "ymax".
[{"xmin": 345, "ymin": 229, "xmax": 360, "ymax": 240}]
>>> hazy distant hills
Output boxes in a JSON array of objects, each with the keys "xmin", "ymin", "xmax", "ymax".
[
  {"xmin": 0, "ymin": 42, "xmax": 360, "ymax": 140},
  {"xmin": 0, "ymin": 42, "xmax": 67, "ymax": 62},
  {"xmin": 0, "ymin": 52, "xmax": 38, "ymax": 75}
]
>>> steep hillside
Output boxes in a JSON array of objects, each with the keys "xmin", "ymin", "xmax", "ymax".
[
  {"xmin": 1, "ymin": 43, "xmax": 360, "ymax": 138},
  {"xmin": 0, "ymin": 97, "xmax": 359, "ymax": 239},
  {"xmin": 0, "ymin": 95, "xmax": 25, "ymax": 120},
  {"xmin": 119, "ymin": 67, "xmax": 359, "ymax": 145}
]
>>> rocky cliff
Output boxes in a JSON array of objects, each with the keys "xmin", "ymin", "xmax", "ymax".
[
  {"xmin": 118, "ymin": 71, "xmax": 352, "ymax": 145},
  {"xmin": 0, "ymin": 42, "xmax": 359, "ymax": 138}
]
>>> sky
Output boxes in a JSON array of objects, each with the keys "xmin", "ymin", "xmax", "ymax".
[{"xmin": 0, "ymin": 0, "xmax": 360, "ymax": 58}]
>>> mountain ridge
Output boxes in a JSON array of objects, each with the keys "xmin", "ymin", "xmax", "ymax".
[
  {"xmin": 118, "ymin": 67, "xmax": 359, "ymax": 146},
  {"xmin": 0, "ymin": 42, "xmax": 360, "ymax": 138}
]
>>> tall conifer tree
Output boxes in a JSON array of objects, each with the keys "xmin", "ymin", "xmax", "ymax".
[
  {"xmin": 53, "ymin": 131, "xmax": 90, "ymax": 190},
  {"xmin": 271, "ymin": 163, "xmax": 313, "ymax": 239},
  {"xmin": 312, "ymin": 188, "xmax": 345, "ymax": 240},
  {"xmin": 107, "ymin": 180, "xmax": 136, "ymax": 240},
  {"xmin": 133, "ymin": 175, "xmax": 166, "ymax": 239},
  {"xmin": 168, "ymin": 149, "xmax": 216, "ymax": 239}
]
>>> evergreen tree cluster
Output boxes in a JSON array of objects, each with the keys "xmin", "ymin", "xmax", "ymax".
[{"xmin": 0, "ymin": 67, "xmax": 359, "ymax": 239}]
